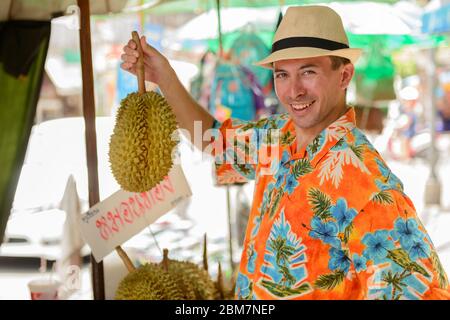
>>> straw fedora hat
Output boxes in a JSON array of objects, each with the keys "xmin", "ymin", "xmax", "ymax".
[{"xmin": 256, "ymin": 6, "xmax": 362, "ymax": 69}]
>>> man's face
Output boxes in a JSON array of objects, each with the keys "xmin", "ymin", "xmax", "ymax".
[{"xmin": 273, "ymin": 56, "xmax": 354, "ymax": 133}]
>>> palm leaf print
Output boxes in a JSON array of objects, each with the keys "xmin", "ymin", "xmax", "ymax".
[
  {"xmin": 261, "ymin": 211, "xmax": 311, "ymax": 298},
  {"xmin": 349, "ymin": 144, "xmax": 364, "ymax": 161},
  {"xmin": 269, "ymin": 236, "xmax": 296, "ymax": 266},
  {"xmin": 381, "ymin": 270, "xmax": 408, "ymax": 300},
  {"xmin": 241, "ymin": 118, "xmax": 268, "ymax": 131},
  {"xmin": 281, "ymin": 131, "xmax": 295, "ymax": 146},
  {"xmin": 269, "ymin": 190, "xmax": 283, "ymax": 219},
  {"xmin": 260, "ymin": 280, "xmax": 312, "ymax": 297},
  {"xmin": 309, "ymin": 136, "xmax": 321, "ymax": 154},
  {"xmin": 307, "ymin": 188, "xmax": 332, "ymax": 219},
  {"xmin": 371, "ymin": 190, "xmax": 394, "ymax": 205},
  {"xmin": 292, "ymin": 159, "xmax": 313, "ymax": 179},
  {"xmin": 430, "ymin": 250, "xmax": 449, "ymax": 289},
  {"xmin": 342, "ymin": 222, "xmax": 354, "ymax": 244},
  {"xmin": 386, "ymin": 248, "xmax": 430, "ymax": 278},
  {"xmin": 314, "ymin": 271, "xmax": 346, "ymax": 290}
]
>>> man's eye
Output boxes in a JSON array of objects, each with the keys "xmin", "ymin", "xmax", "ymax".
[
  {"xmin": 303, "ymin": 70, "xmax": 315, "ymax": 76},
  {"xmin": 275, "ymin": 73, "xmax": 287, "ymax": 79}
]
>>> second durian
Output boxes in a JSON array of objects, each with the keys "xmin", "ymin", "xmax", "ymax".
[{"xmin": 115, "ymin": 249, "xmax": 217, "ymax": 300}]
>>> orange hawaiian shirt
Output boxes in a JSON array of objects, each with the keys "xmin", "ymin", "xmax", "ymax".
[{"xmin": 211, "ymin": 107, "xmax": 450, "ymax": 300}]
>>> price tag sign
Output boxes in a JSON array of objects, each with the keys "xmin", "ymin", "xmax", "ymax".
[{"xmin": 79, "ymin": 165, "xmax": 192, "ymax": 262}]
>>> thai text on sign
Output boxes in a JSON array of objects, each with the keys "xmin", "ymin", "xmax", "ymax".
[{"xmin": 79, "ymin": 165, "xmax": 192, "ymax": 262}]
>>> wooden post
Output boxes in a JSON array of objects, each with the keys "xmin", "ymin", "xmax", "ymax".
[{"xmin": 77, "ymin": 0, "xmax": 104, "ymax": 300}]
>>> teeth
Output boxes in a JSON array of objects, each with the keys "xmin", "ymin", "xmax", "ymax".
[{"xmin": 291, "ymin": 101, "xmax": 313, "ymax": 111}]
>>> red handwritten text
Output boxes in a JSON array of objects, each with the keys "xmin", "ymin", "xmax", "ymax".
[{"xmin": 95, "ymin": 175, "xmax": 175, "ymax": 241}]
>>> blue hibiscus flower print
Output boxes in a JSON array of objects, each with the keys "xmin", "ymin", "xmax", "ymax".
[
  {"xmin": 331, "ymin": 198, "xmax": 357, "ymax": 231},
  {"xmin": 309, "ymin": 217, "xmax": 341, "ymax": 248},
  {"xmin": 408, "ymin": 239, "xmax": 431, "ymax": 261},
  {"xmin": 362, "ymin": 230, "xmax": 395, "ymax": 264},
  {"xmin": 329, "ymin": 247, "xmax": 351, "ymax": 273},
  {"xmin": 352, "ymin": 253, "xmax": 367, "ymax": 272},
  {"xmin": 274, "ymin": 172, "xmax": 285, "ymax": 188},
  {"xmin": 285, "ymin": 174, "xmax": 299, "ymax": 194},
  {"xmin": 390, "ymin": 218, "xmax": 425, "ymax": 251}
]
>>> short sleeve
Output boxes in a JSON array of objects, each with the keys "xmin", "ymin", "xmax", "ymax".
[
  {"xmin": 346, "ymin": 189, "xmax": 450, "ymax": 300},
  {"xmin": 210, "ymin": 118, "xmax": 259, "ymax": 185}
]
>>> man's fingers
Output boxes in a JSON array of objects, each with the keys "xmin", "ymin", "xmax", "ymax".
[
  {"xmin": 120, "ymin": 62, "xmax": 130, "ymax": 70},
  {"xmin": 128, "ymin": 39, "xmax": 137, "ymax": 49},
  {"xmin": 121, "ymin": 53, "xmax": 137, "ymax": 64},
  {"xmin": 123, "ymin": 45, "xmax": 138, "ymax": 57},
  {"xmin": 120, "ymin": 62, "xmax": 135, "ymax": 73}
]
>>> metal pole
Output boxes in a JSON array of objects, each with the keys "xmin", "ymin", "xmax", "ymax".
[
  {"xmin": 77, "ymin": 0, "xmax": 105, "ymax": 300},
  {"xmin": 424, "ymin": 47, "xmax": 441, "ymax": 207}
]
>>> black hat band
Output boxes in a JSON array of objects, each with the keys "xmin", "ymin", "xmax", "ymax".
[{"xmin": 272, "ymin": 36, "xmax": 349, "ymax": 53}]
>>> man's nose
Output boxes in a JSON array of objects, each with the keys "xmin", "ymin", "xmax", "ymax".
[{"xmin": 289, "ymin": 78, "xmax": 306, "ymax": 99}]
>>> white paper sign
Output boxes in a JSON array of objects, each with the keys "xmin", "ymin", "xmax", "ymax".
[{"xmin": 79, "ymin": 165, "xmax": 192, "ymax": 262}]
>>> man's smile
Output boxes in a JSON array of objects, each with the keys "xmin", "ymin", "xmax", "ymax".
[{"xmin": 290, "ymin": 100, "xmax": 316, "ymax": 113}]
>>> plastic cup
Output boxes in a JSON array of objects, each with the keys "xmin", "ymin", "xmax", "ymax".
[{"xmin": 28, "ymin": 279, "xmax": 61, "ymax": 300}]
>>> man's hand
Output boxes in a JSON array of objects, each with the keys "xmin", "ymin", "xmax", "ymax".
[
  {"xmin": 119, "ymin": 35, "xmax": 216, "ymax": 151},
  {"xmin": 120, "ymin": 35, "xmax": 174, "ymax": 90}
]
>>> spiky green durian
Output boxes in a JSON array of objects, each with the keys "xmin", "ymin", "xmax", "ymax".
[
  {"xmin": 162, "ymin": 259, "xmax": 217, "ymax": 300},
  {"xmin": 109, "ymin": 91, "xmax": 178, "ymax": 192},
  {"xmin": 115, "ymin": 263, "xmax": 184, "ymax": 300},
  {"xmin": 160, "ymin": 260, "xmax": 197, "ymax": 300}
]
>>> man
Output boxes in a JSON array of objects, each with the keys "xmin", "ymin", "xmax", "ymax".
[{"xmin": 121, "ymin": 6, "xmax": 450, "ymax": 299}]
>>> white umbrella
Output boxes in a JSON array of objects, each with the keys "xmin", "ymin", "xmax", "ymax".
[
  {"xmin": 328, "ymin": 1, "xmax": 422, "ymax": 35},
  {"xmin": 175, "ymin": 1, "xmax": 423, "ymax": 41},
  {"xmin": 176, "ymin": 6, "xmax": 279, "ymax": 41}
]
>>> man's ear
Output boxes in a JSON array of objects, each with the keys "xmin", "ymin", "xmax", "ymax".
[{"xmin": 340, "ymin": 63, "xmax": 354, "ymax": 90}]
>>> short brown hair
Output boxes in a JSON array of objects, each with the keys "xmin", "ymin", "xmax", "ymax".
[{"xmin": 330, "ymin": 56, "xmax": 351, "ymax": 70}]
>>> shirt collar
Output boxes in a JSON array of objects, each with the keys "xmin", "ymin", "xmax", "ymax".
[{"xmin": 283, "ymin": 107, "xmax": 356, "ymax": 168}]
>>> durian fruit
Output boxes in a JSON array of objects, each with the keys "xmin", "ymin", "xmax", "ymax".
[
  {"xmin": 115, "ymin": 248, "xmax": 217, "ymax": 300},
  {"xmin": 115, "ymin": 262, "xmax": 184, "ymax": 300},
  {"xmin": 160, "ymin": 255, "xmax": 217, "ymax": 300},
  {"xmin": 215, "ymin": 262, "xmax": 225, "ymax": 300},
  {"xmin": 109, "ymin": 91, "xmax": 178, "ymax": 192},
  {"xmin": 214, "ymin": 262, "xmax": 236, "ymax": 300},
  {"xmin": 109, "ymin": 31, "xmax": 178, "ymax": 192},
  {"xmin": 157, "ymin": 248, "xmax": 197, "ymax": 300}
]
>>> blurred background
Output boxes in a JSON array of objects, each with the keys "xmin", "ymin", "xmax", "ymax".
[{"xmin": 1, "ymin": 0, "xmax": 450, "ymax": 300}]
